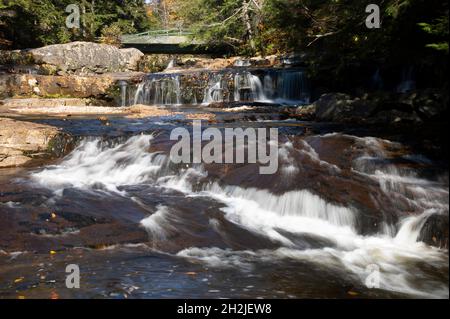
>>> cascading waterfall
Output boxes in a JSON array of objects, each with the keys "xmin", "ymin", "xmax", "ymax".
[
  {"xmin": 263, "ymin": 73, "xmax": 275, "ymax": 98},
  {"xmin": 165, "ymin": 59, "xmax": 176, "ymax": 70},
  {"xmin": 29, "ymin": 132, "xmax": 449, "ymax": 298},
  {"xmin": 118, "ymin": 80, "xmax": 128, "ymax": 107},
  {"xmin": 203, "ymin": 73, "xmax": 225, "ymax": 104},
  {"xmin": 371, "ymin": 68, "xmax": 384, "ymax": 90},
  {"xmin": 128, "ymin": 68, "xmax": 310, "ymax": 107},
  {"xmin": 277, "ymin": 70, "xmax": 310, "ymax": 104},
  {"xmin": 397, "ymin": 66, "xmax": 416, "ymax": 93},
  {"xmin": 261, "ymin": 70, "xmax": 310, "ymax": 104},
  {"xmin": 234, "ymin": 71, "xmax": 267, "ymax": 102},
  {"xmin": 133, "ymin": 74, "xmax": 182, "ymax": 106}
]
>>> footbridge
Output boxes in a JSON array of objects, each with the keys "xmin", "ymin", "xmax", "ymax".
[{"xmin": 121, "ymin": 29, "xmax": 227, "ymax": 54}]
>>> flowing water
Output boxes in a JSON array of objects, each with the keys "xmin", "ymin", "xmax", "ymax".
[
  {"xmin": 131, "ymin": 68, "xmax": 310, "ymax": 107},
  {"xmin": 0, "ymin": 74, "xmax": 448, "ymax": 299}
]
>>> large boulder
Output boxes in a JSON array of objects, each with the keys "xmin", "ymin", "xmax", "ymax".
[
  {"xmin": 315, "ymin": 93, "xmax": 377, "ymax": 122},
  {"xmin": 311, "ymin": 92, "xmax": 438, "ymax": 124},
  {"xmin": 0, "ymin": 118, "xmax": 73, "ymax": 167},
  {"xmin": 29, "ymin": 42, "xmax": 144, "ymax": 75},
  {"xmin": 419, "ymin": 213, "xmax": 449, "ymax": 249},
  {"xmin": 398, "ymin": 89, "xmax": 448, "ymax": 120}
]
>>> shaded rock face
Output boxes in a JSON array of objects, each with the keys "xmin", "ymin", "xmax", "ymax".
[
  {"xmin": 397, "ymin": 89, "xmax": 448, "ymax": 121},
  {"xmin": 29, "ymin": 42, "xmax": 144, "ymax": 75},
  {"xmin": 0, "ymin": 74, "xmax": 115, "ymax": 99},
  {"xmin": 0, "ymin": 118, "xmax": 74, "ymax": 168},
  {"xmin": 419, "ymin": 213, "xmax": 449, "ymax": 249},
  {"xmin": 310, "ymin": 90, "xmax": 447, "ymax": 124},
  {"xmin": 314, "ymin": 93, "xmax": 377, "ymax": 122},
  {"xmin": 0, "ymin": 50, "xmax": 35, "ymax": 66}
]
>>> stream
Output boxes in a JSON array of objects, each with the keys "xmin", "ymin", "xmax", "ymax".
[{"xmin": 0, "ymin": 69, "xmax": 448, "ymax": 299}]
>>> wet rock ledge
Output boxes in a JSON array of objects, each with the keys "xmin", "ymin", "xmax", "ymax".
[
  {"xmin": 0, "ymin": 118, "xmax": 73, "ymax": 168},
  {"xmin": 295, "ymin": 91, "xmax": 448, "ymax": 124}
]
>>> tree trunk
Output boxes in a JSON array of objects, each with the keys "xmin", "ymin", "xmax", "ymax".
[
  {"xmin": 81, "ymin": 2, "xmax": 87, "ymax": 38},
  {"xmin": 242, "ymin": 1, "xmax": 256, "ymax": 51}
]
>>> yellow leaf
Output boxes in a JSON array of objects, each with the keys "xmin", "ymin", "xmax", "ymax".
[
  {"xmin": 50, "ymin": 250, "xmax": 57, "ymax": 255},
  {"xmin": 50, "ymin": 291, "xmax": 59, "ymax": 300},
  {"xmin": 14, "ymin": 277, "xmax": 24, "ymax": 283}
]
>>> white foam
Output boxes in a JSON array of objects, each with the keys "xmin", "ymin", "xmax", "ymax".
[
  {"xmin": 140, "ymin": 205, "xmax": 173, "ymax": 241},
  {"xmin": 31, "ymin": 134, "xmax": 165, "ymax": 193},
  {"xmin": 177, "ymin": 247, "xmax": 255, "ymax": 270},
  {"xmin": 178, "ymin": 230, "xmax": 448, "ymax": 298},
  {"xmin": 28, "ymin": 132, "xmax": 449, "ymax": 298},
  {"xmin": 174, "ymin": 178, "xmax": 449, "ymax": 298}
]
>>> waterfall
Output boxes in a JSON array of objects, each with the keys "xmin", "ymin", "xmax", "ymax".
[
  {"xmin": 30, "ymin": 134, "xmax": 162, "ymax": 194},
  {"xmin": 371, "ymin": 68, "xmax": 384, "ymax": 90},
  {"xmin": 263, "ymin": 73, "xmax": 275, "ymax": 99},
  {"xmin": 395, "ymin": 210, "xmax": 437, "ymax": 245},
  {"xmin": 166, "ymin": 59, "xmax": 176, "ymax": 70},
  {"xmin": 133, "ymin": 74, "xmax": 182, "ymax": 106},
  {"xmin": 203, "ymin": 73, "xmax": 225, "ymax": 104},
  {"xmin": 397, "ymin": 66, "xmax": 416, "ymax": 93},
  {"xmin": 129, "ymin": 68, "xmax": 310, "ymax": 107},
  {"xmin": 118, "ymin": 80, "xmax": 128, "ymax": 107},
  {"xmin": 276, "ymin": 70, "xmax": 310, "ymax": 104},
  {"xmin": 234, "ymin": 71, "xmax": 267, "ymax": 102},
  {"xmin": 28, "ymin": 132, "xmax": 449, "ymax": 298}
]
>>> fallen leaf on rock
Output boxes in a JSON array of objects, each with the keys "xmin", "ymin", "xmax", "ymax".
[
  {"xmin": 50, "ymin": 291, "xmax": 59, "ymax": 299},
  {"xmin": 185, "ymin": 272, "xmax": 197, "ymax": 276}
]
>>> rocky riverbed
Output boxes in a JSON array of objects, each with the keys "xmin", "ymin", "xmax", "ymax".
[
  {"xmin": 0, "ymin": 105, "xmax": 448, "ymax": 299},
  {"xmin": 0, "ymin": 41, "xmax": 448, "ymax": 299}
]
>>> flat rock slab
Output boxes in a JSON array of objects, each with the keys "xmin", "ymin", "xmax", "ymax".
[
  {"xmin": 1, "ymin": 98, "xmax": 90, "ymax": 108},
  {"xmin": 0, "ymin": 117, "xmax": 73, "ymax": 168},
  {"xmin": 0, "ymin": 103, "xmax": 190, "ymax": 118}
]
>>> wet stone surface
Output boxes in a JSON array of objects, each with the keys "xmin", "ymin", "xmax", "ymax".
[{"xmin": 0, "ymin": 105, "xmax": 448, "ymax": 299}]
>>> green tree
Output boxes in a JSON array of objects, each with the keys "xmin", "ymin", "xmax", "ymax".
[
  {"xmin": 0, "ymin": 0, "xmax": 151, "ymax": 49},
  {"xmin": 1, "ymin": 0, "xmax": 73, "ymax": 48},
  {"xmin": 175, "ymin": 0, "xmax": 264, "ymax": 54},
  {"xmin": 418, "ymin": 15, "xmax": 449, "ymax": 53},
  {"xmin": 258, "ymin": 0, "xmax": 448, "ymax": 88}
]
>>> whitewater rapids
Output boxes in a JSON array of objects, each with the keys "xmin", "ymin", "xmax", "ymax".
[{"xmin": 29, "ymin": 133, "xmax": 449, "ymax": 298}]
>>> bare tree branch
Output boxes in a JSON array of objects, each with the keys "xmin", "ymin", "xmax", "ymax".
[{"xmin": 306, "ymin": 31, "xmax": 336, "ymax": 47}]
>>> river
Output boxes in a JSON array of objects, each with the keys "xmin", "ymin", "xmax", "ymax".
[{"xmin": 0, "ymin": 69, "xmax": 448, "ymax": 299}]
